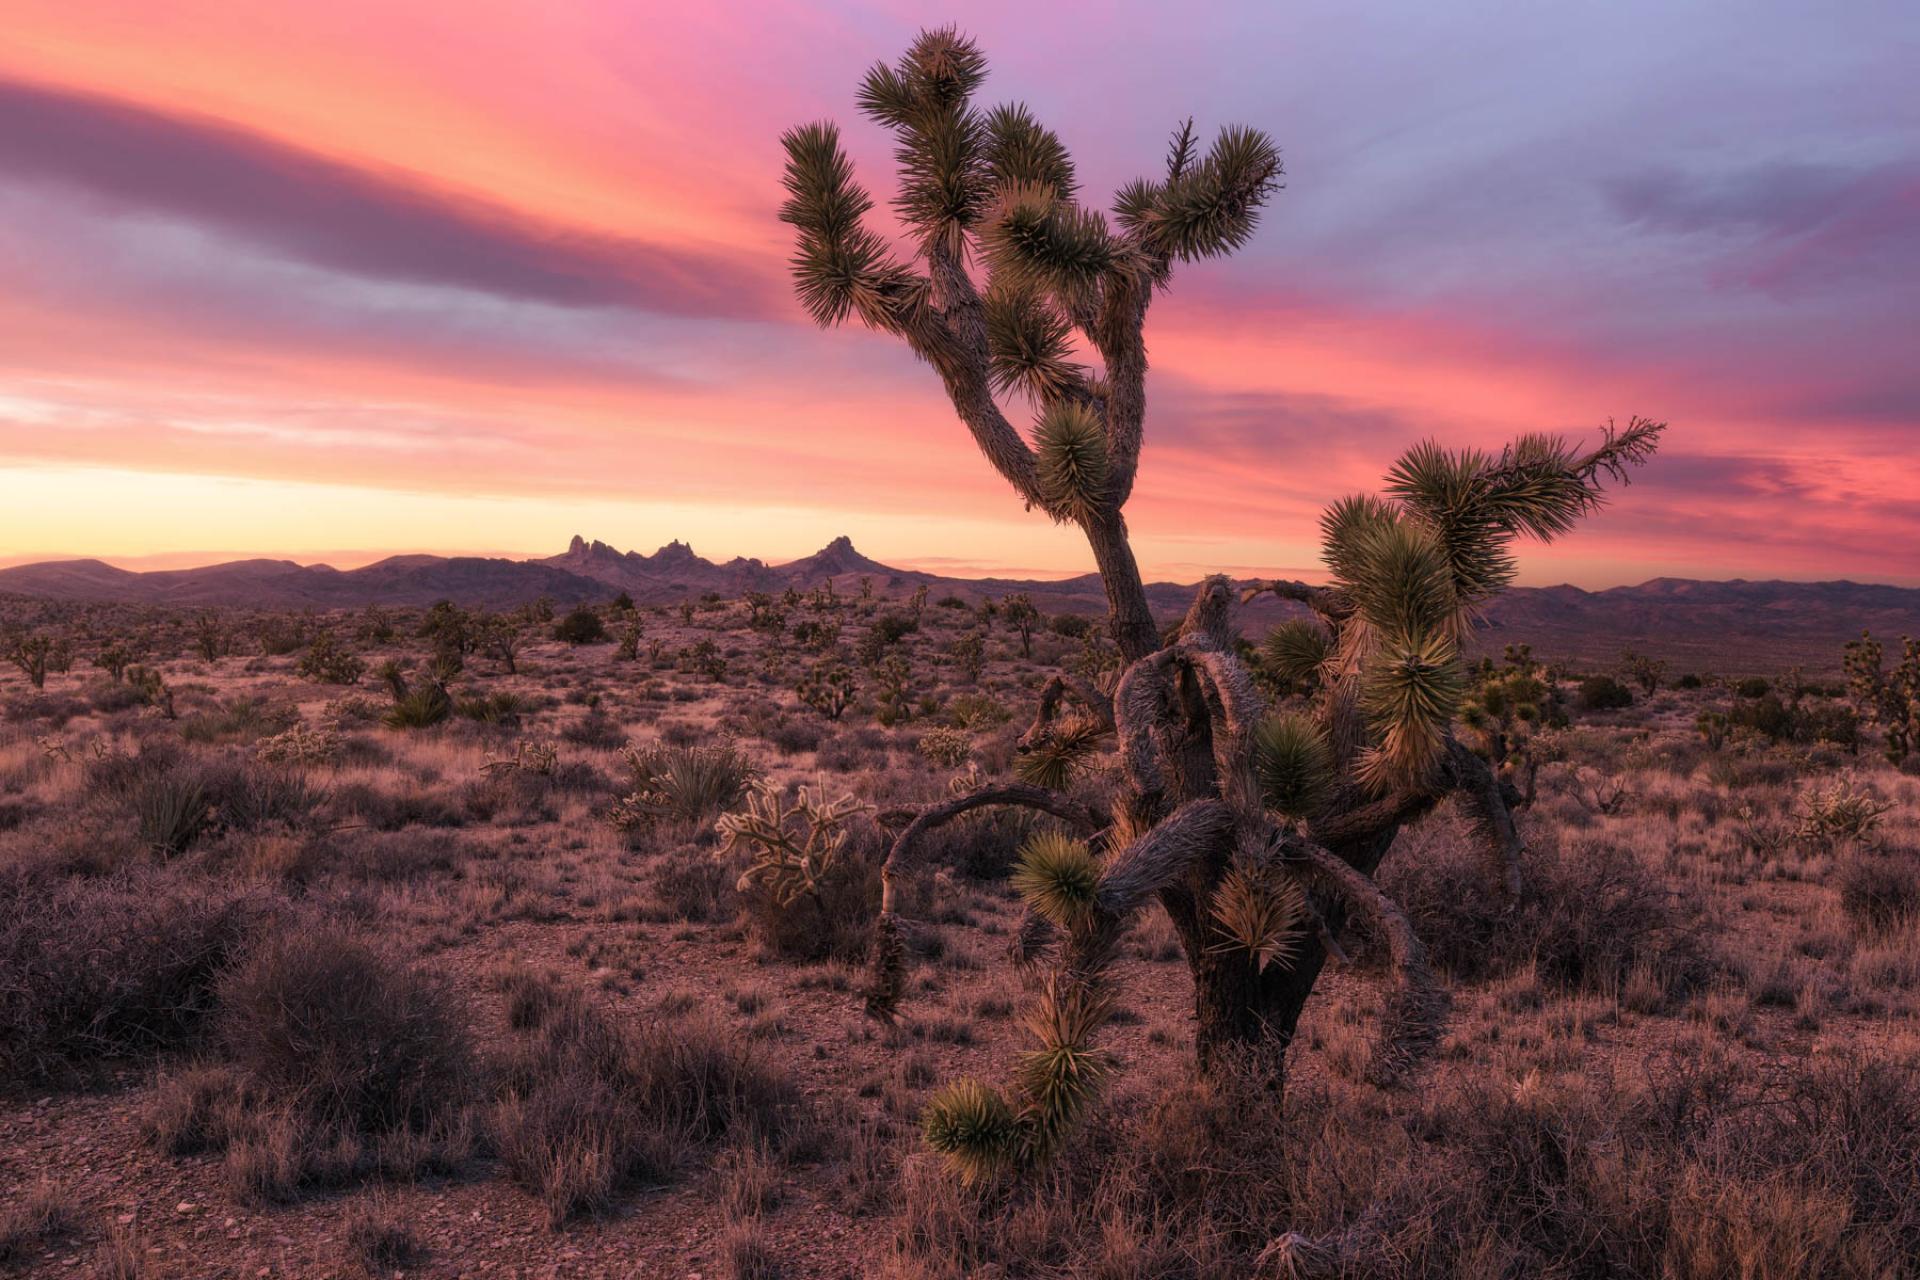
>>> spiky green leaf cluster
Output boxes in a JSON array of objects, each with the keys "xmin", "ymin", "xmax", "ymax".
[
  {"xmin": 984, "ymin": 285, "xmax": 1078, "ymax": 403},
  {"xmin": 1251, "ymin": 712, "xmax": 1335, "ymax": 819},
  {"xmin": 1382, "ymin": 420, "xmax": 1668, "ymax": 607},
  {"xmin": 1208, "ymin": 865, "xmax": 1307, "ymax": 972},
  {"xmin": 1262, "ymin": 618, "xmax": 1331, "ymax": 687},
  {"xmin": 1013, "ymin": 713, "xmax": 1110, "ymax": 788},
  {"xmin": 922, "ymin": 1079, "xmax": 1021, "ymax": 1185},
  {"xmin": 983, "ymin": 103, "xmax": 1076, "ymax": 198},
  {"xmin": 1359, "ymin": 632, "xmax": 1465, "ymax": 790},
  {"xmin": 1011, "ymin": 833, "xmax": 1101, "ymax": 928},
  {"xmin": 1032, "ymin": 401, "xmax": 1110, "ymax": 521},
  {"xmin": 1015, "ymin": 980, "xmax": 1113, "ymax": 1155},
  {"xmin": 856, "ymin": 29, "xmax": 993, "ymax": 252},
  {"xmin": 778, "ymin": 122, "xmax": 914, "ymax": 329},
  {"xmin": 1119, "ymin": 123, "xmax": 1282, "ymax": 263},
  {"xmin": 980, "ymin": 183, "xmax": 1114, "ymax": 303}
]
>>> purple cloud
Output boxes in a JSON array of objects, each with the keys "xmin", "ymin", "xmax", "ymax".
[{"xmin": 0, "ymin": 77, "xmax": 778, "ymax": 319}]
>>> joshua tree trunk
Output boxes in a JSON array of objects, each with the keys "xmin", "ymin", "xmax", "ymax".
[
  {"xmin": 780, "ymin": 29, "xmax": 1662, "ymax": 1179},
  {"xmin": 1084, "ymin": 511, "xmax": 1160, "ymax": 662}
]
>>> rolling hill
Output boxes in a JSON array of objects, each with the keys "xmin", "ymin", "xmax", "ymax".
[{"xmin": 3, "ymin": 536, "xmax": 1914, "ymax": 673}]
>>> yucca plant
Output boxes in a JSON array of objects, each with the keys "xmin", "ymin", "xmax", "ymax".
[
  {"xmin": 610, "ymin": 742, "xmax": 760, "ymax": 834},
  {"xmin": 376, "ymin": 661, "xmax": 451, "ymax": 730},
  {"xmin": 782, "ymin": 28, "xmax": 1664, "ymax": 1178}
]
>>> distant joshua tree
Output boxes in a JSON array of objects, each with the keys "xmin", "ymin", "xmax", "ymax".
[{"xmin": 781, "ymin": 28, "xmax": 1665, "ymax": 1179}]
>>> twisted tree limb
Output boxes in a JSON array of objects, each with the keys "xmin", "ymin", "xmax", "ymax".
[
  {"xmin": 1286, "ymin": 840, "xmax": 1447, "ymax": 1086},
  {"xmin": 1240, "ymin": 578, "xmax": 1356, "ymax": 629},
  {"xmin": 866, "ymin": 782, "xmax": 1108, "ymax": 1020},
  {"xmin": 878, "ymin": 783, "xmax": 1109, "ymax": 913},
  {"xmin": 1017, "ymin": 673, "xmax": 1115, "ymax": 750}
]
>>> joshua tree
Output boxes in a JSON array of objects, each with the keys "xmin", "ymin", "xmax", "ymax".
[
  {"xmin": 1002, "ymin": 592, "xmax": 1039, "ymax": 658},
  {"xmin": 3, "ymin": 628, "xmax": 63, "ymax": 689},
  {"xmin": 1844, "ymin": 630, "xmax": 1919, "ymax": 764},
  {"xmin": 781, "ymin": 29, "xmax": 1664, "ymax": 1177}
]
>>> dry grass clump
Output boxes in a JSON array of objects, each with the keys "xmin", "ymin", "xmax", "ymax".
[
  {"xmin": 0, "ymin": 1181, "xmax": 82, "ymax": 1268},
  {"xmin": 492, "ymin": 973, "xmax": 809, "ymax": 1226},
  {"xmin": 342, "ymin": 1199, "xmax": 426, "ymax": 1275}
]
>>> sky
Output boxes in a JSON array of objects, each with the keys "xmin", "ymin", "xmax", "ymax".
[{"xmin": 1, "ymin": 1, "xmax": 1916, "ymax": 587}]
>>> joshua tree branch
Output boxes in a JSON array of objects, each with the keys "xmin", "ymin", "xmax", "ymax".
[
  {"xmin": 1017, "ymin": 673, "xmax": 1116, "ymax": 751},
  {"xmin": 1286, "ymin": 839, "xmax": 1447, "ymax": 1085},
  {"xmin": 1240, "ymin": 578, "xmax": 1356, "ymax": 628},
  {"xmin": 906, "ymin": 242, "xmax": 1050, "ymax": 511},
  {"xmin": 879, "ymin": 782, "xmax": 1109, "ymax": 912}
]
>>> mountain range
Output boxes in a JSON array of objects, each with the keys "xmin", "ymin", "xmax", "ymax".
[{"xmin": 3, "ymin": 536, "xmax": 1915, "ymax": 672}]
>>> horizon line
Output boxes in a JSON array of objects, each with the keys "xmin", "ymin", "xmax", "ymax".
[{"xmin": 2, "ymin": 543, "xmax": 1914, "ymax": 594}]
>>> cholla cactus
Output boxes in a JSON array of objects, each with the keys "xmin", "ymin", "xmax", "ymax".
[
  {"xmin": 259, "ymin": 721, "xmax": 341, "ymax": 768},
  {"xmin": 784, "ymin": 28, "xmax": 1663, "ymax": 1180},
  {"xmin": 1795, "ymin": 776, "xmax": 1892, "ymax": 851},
  {"xmin": 718, "ymin": 781, "xmax": 874, "ymax": 908},
  {"xmin": 482, "ymin": 738, "xmax": 561, "ymax": 777},
  {"xmin": 917, "ymin": 726, "xmax": 973, "ymax": 767}
]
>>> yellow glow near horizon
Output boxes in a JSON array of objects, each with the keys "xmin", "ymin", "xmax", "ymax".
[{"xmin": 0, "ymin": 463, "xmax": 1112, "ymax": 578}]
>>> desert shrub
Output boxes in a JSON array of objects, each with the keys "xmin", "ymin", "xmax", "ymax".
[
  {"xmin": 493, "ymin": 985, "xmax": 806, "ymax": 1225},
  {"xmin": 1728, "ymin": 692, "xmax": 1795, "ymax": 743},
  {"xmin": 1576, "ymin": 674, "xmax": 1633, "ymax": 711},
  {"xmin": 737, "ymin": 826, "xmax": 885, "ymax": 963},
  {"xmin": 180, "ymin": 695, "xmax": 299, "ymax": 744},
  {"xmin": 555, "ymin": 607, "xmax": 609, "ymax": 645},
  {"xmin": 609, "ymin": 742, "xmax": 759, "ymax": 837},
  {"xmin": 89, "ymin": 679, "xmax": 149, "ymax": 715},
  {"xmin": 945, "ymin": 692, "xmax": 1012, "ymax": 729},
  {"xmin": 1384, "ymin": 821, "xmax": 1714, "ymax": 1003},
  {"xmin": 201, "ymin": 759, "xmax": 329, "ymax": 833},
  {"xmin": 648, "ymin": 852, "xmax": 734, "ymax": 923},
  {"xmin": 331, "ymin": 780, "xmax": 466, "ymax": 831},
  {"xmin": 855, "ymin": 612, "xmax": 918, "ymax": 663},
  {"xmin": 216, "ymin": 928, "xmax": 473, "ymax": 1135},
  {"xmin": 1838, "ymin": 850, "xmax": 1920, "ymax": 934},
  {"xmin": 0, "ymin": 868, "xmax": 265, "ymax": 1083},
  {"xmin": 295, "ymin": 631, "xmax": 366, "ymax": 685},
  {"xmin": 1048, "ymin": 612, "xmax": 1094, "ymax": 639},
  {"xmin": 459, "ymin": 691, "xmax": 528, "ymax": 728},
  {"xmin": 764, "ymin": 718, "xmax": 826, "ymax": 755},
  {"xmin": 890, "ymin": 1046, "xmax": 1920, "ymax": 1279},
  {"xmin": 560, "ymin": 707, "xmax": 625, "ymax": 749},
  {"xmin": 1734, "ymin": 676, "xmax": 1772, "ymax": 698},
  {"xmin": 1675, "ymin": 672, "xmax": 1704, "ymax": 689}
]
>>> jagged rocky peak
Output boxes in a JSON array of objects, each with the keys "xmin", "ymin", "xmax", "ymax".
[{"xmin": 651, "ymin": 539, "xmax": 699, "ymax": 564}]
